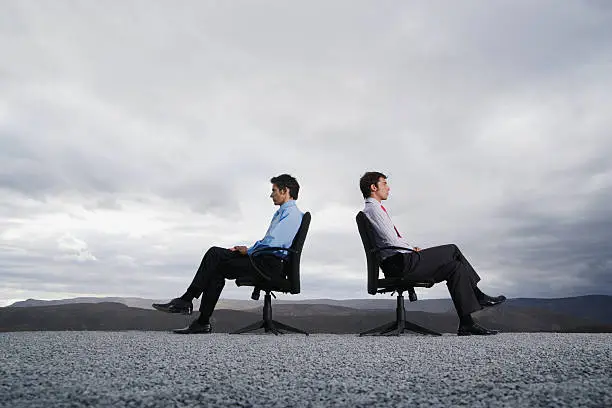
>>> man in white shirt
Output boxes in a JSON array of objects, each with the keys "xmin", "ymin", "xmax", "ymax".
[{"xmin": 360, "ymin": 171, "xmax": 506, "ymax": 336}]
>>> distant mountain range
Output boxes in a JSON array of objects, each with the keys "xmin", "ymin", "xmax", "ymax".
[
  {"xmin": 7, "ymin": 296, "xmax": 455, "ymax": 313},
  {"xmin": 2, "ymin": 295, "xmax": 611, "ymax": 333}
]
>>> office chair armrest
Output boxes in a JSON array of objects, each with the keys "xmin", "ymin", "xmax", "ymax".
[
  {"xmin": 247, "ymin": 247, "xmax": 295, "ymax": 281},
  {"xmin": 371, "ymin": 246, "xmax": 422, "ymax": 266},
  {"xmin": 250, "ymin": 246, "xmax": 298, "ymax": 256},
  {"xmin": 248, "ymin": 254, "xmax": 272, "ymax": 281},
  {"xmin": 369, "ymin": 245, "xmax": 414, "ymax": 254}
]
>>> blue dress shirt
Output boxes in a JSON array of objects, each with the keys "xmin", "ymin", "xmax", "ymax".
[{"xmin": 247, "ymin": 200, "xmax": 304, "ymax": 259}]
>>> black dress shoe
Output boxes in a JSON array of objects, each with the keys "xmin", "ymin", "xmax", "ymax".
[
  {"xmin": 479, "ymin": 294, "xmax": 507, "ymax": 307},
  {"xmin": 152, "ymin": 298, "xmax": 193, "ymax": 315},
  {"xmin": 173, "ymin": 321, "xmax": 212, "ymax": 334},
  {"xmin": 457, "ymin": 323, "xmax": 499, "ymax": 336}
]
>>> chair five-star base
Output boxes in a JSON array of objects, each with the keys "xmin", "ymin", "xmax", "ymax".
[
  {"xmin": 231, "ymin": 292, "xmax": 309, "ymax": 336},
  {"xmin": 360, "ymin": 292, "xmax": 441, "ymax": 337}
]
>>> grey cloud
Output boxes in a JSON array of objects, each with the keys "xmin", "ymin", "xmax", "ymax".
[{"xmin": 497, "ymin": 203, "xmax": 612, "ymax": 296}]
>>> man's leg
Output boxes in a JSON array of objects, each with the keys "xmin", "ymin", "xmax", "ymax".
[
  {"xmin": 404, "ymin": 244, "xmax": 482, "ymax": 317},
  {"xmin": 152, "ymin": 246, "xmax": 240, "ymax": 315},
  {"xmin": 198, "ymin": 255, "xmax": 284, "ymax": 324},
  {"xmin": 182, "ymin": 246, "xmax": 240, "ymax": 300},
  {"xmin": 399, "ymin": 244, "xmax": 503, "ymax": 335},
  {"xmin": 168, "ymin": 253, "xmax": 259, "ymax": 334},
  {"xmin": 432, "ymin": 245, "xmax": 506, "ymax": 307},
  {"xmin": 197, "ymin": 256, "xmax": 251, "ymax": 324}
]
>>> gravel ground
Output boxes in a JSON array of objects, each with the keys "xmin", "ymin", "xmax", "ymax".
[{"xmin": 1, "ymin": 332, "xmax": 610, "ymax": 408}]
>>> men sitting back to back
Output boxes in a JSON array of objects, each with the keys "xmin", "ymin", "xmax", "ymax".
[
  {"xmin": 153, "ymin": 174, "xmax": 303, "ymax": 334},
  {"xmin": 360, "ymin": 171, "xmax": 506, "ymax": 336}
]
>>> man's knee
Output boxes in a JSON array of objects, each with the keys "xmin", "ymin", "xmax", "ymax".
[
  {"xmin": 437, "ymin": 244, "xmax": 460, "ymax": 259},
  {"xmin": 201, "ymin": 247, "xmax": 233, "ymax": 268},
  {"xmin": 444, "ymin": 261, "xmax": 463, "ymax": 282},
  {"xmin": 205, "ymin": 246, "xmax": 227, "ymax": 257},
  {"xmin": 210, "ymin": 274, "xmax": 226, "ymax": 289},
  {"xmin": 445, "ymin": 244, "xmax": 462, "ymax": 259}
]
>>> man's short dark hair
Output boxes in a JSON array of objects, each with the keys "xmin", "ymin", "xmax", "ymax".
[
  {"xmin": 359, "ymin": 171, "xmax": 387, "ymax": 199},
  {"xmin": 271, "ymin": 174, "xmax": 300, "ymax": 199}
]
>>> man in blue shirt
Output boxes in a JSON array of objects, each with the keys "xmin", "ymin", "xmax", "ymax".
[{"xmin": 153, "ymin": 174, "xmax": 304, "ymax": 334}]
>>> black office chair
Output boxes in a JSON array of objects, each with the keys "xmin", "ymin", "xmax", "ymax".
[
  {"xmin": 356, "ymin": 211, "xmax": 441, "ymax": 336},
  {"xmin": 231, "ymin": 212, "xmax": 311, "ymax": 335}
]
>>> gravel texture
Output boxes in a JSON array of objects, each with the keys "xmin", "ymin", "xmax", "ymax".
[{"xmin": 1, "ymin": 332, "xmax": 610, "ymax": 407}]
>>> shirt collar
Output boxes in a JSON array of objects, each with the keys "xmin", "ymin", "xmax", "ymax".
[
  {"xmin": 279, "ymin": 200, "xmax": 297, "ymax": 211},
  {"xmin": 365, "ymin": 197, "xmax": 381, "ymax": 205}
]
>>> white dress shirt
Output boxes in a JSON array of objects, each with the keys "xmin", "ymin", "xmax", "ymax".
[{"xmin": 362, "ymin": 197, "xmax": 414, "ymax": 260}]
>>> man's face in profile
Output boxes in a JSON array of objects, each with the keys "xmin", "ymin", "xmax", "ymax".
[
  {"xmin": 372, "ymin": 177, "xmax": 390, "ymax": 201},
  {"xmin": 270, "ymin": 184, "xmax": 290, "ymax": 206}
]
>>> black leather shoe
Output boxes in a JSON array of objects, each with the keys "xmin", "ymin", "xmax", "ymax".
[
  {"xmin": 479, "ymin": 294, "xmax": 507, "ymax": 307},
  {"xmin": 457, "ymin": 323, "xmax": 499, "ymax": 336},
  {"xmin": 173, "ymin": 320, "xmax": 212, "ymax": 334},
  {"xmin": 152, "ymin": 298, "xmax": 193, "ymax": 315}
]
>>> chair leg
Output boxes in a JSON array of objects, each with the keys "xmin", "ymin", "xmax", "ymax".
[
  {"xmin": 231, "ymin": 320, "xmax": 266, "ymax": 334},
  {"xmin": 272, "ymin": 320, "xmax": 309, "ymax": 336},
  {"xmin": 360, "ymin": 320, "xmax": 397, "ymax": 336},
  {"xmin": 264, "ymin": 320, "xmax": 281, "ymax": 335},
  {"xmin": 231, "ymin": 292, "xmax": 308, "ymax": 335},
  {"xmin": 403, "ymin": 320, "xmax": 442, "ymax": 336},
  {"xmin": 381, "ymin": 322, "xmax": 402, "ymax": 336}
]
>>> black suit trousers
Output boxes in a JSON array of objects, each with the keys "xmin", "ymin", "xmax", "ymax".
[
  {"xmin": 188, "ymin": 246, "xmax": 283, "ymax": 320},
  {"xmin": 382, "ymin": 244, "xmax": 482, "ymax": 316}
]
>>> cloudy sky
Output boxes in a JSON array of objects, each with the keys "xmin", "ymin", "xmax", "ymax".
[{"xmin": 1, "ymin": 1, "xmax": 611, "ymax": 306}]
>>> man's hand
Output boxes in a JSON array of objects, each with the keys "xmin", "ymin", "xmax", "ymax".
[{"xmin": 230, "ymin": 246, "xmax": 248, "ymax": 255}]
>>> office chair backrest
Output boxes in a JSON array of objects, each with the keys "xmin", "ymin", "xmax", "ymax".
[
  {"xmin": 286, "ymin": 211, "xmax": 311, "ymax": 294},
  {"xmin": 356, "ymin": 211, "xmax": 381, "ymax": 295}
]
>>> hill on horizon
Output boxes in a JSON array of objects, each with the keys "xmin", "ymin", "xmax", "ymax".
[
  {"xmin": 6, "ymin": 296, "xmax": 458, "ymax": 313},
  {"xmin": 2, "ymin": 299, "xmax": 611, "ymax": 334},
  {"xmin": 7, "ymin": 295, "xmax": 612, "ymax": 324}
]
